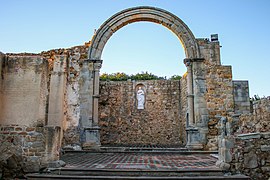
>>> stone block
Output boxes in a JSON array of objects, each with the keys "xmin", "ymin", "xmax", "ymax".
[
  {"xmin": 261, "ymin": 166, "xmax": 270, "ymax": 172},
  {"xmin": 216, "ymin": 160, "xmax": 230, "ymax": 171},
  {"xmin": 220, "ymin": 147, "xmax": 232, "ymax": 163},
  {"xmin": 261, "ymin": 145, "xmax": 270, "ymax": 152},
  {"xmin": 261, "ymin": 132, "xmax": 270, "ymax": 139},
  {"xmin": 31, "ymin": 142, "xmax": 44, "ymax": 148},
  {"xmin": 26, "ymin": 127, "xmax": 36, "ymax": 132},
  {"xmin": 244, "ymin": 151, "xmax": 258, "ymax": 168},
  {"xmin": 48, "ymin": 160, "xmax": 66, "ymax": 168},
  {"xmin": 221, "ymin": 138, "xmax": 234, "ymax": 149},
  {"xmin": 244, "ymin": 145, "xmax": 254, "ymax": 153}
]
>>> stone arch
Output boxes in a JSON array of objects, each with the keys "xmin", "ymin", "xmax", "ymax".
[
  {"xmin": 81, "ymin": 6, "xmax": 208, "ymax": 150},
  {"xmin": 88, "ymin": 6, "xmax": 201, "ymax": 60}
]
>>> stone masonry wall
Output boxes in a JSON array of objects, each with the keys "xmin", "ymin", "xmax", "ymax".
[
  {"xmin": 205, "ymin": 65, "xmax": 234, "ymax": 150},
  {"xmin": 0, "ymin": 124, "xmax": 61, "ymax": 177},
  {"xmin": 198, "ymin": 39, "xmax": 235, "ymax": 150},
  {"xmin": 99, "ymin": 80, "xmax": 183, "ymax": 146},
  {"xmin": 0, "ymin": 56, "xmax": 48, "ymax": 126}
]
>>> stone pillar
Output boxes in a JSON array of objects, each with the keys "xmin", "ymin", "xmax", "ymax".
[
  {"xmin": 184, "ymin": 58, "xmax": 205, "ymax": 150},
  {"xmin": 192, "ymin": 58, "xmax": 208, "ymax": 124},
  {"xmin": 192, "ymin": 58, "xmax": 209, "ymax": 145},
  {"xmin": 92, "ymin": 60, "xmax": 102, "ymax": 126},
  {"xmin": 47, "ymin": 55, "xmax": 67, "ymax": 160},
  {"xmin": 47, "ymin": 55, "xmax": 67, "ymax": 127},
  {"xmin": 79, "ymin": 60, "xmax": 94, "ymax": 128},
  {"xmin": 79, "ymin": 59, "xmax": 102, "ymax": 150},
  {"xmin": 184, "ymin": 58, "xmax": 194, "ymax": 126}
]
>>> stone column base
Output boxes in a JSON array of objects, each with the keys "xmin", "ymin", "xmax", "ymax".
[
  {"xmin": 82, "ymin": 126, "xmax": 101, "ymax": 151},
  {"xmin": 186, "ymin": 127, "xmax": 203, "ymax": 150}
]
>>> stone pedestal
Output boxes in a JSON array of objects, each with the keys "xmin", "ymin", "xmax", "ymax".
[
  {"xmin": 186, "ymin": 127, "xmax": 203, "ymax": 150},
  {"xmin": 82, "ymin": 126, "xmax": 101, "ymax": 150}
]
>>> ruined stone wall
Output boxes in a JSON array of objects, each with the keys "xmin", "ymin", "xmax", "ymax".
[
  {"xmin": 99, "ymin": 80, "xmax": 183, "ymax": 146},
  {"xmin": 0, "ymin": 50, "xmax": 84, "ymax": 177},
  {"xmin": 237, "ymin": 97, "xmax": 270, "ymax": 134},
  {"xmin": 229, "ymin": 132, "xmax": 270, "ymax": 179},
  {"xmin": 0, "ymin": 56, "xmax": 48, "ymax": 126},
  {"xmin": 0, "ymin": 45, "xmax": 90, "ymax": 150},
  {"xmin": 0, "ymin": 55, "xmax": 66, "ymax": 176},
  {"xmin": 217, "ymin": 98, "xmax": 270, "ymax": 179}
]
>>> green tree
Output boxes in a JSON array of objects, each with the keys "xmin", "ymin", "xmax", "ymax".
[
  {"xmin": 100, "ymin": 72, "xmax": 182, "ymax": 81},
  {"xmin": 169, "ymin": 75, "xmax": 182, "ymax": 80}
]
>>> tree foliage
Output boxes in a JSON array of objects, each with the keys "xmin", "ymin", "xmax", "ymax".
[
  {"xmin": 100, "ymin": 72, "xmax": 129, "ymax": 81},
  {"xmin": 100, "ymin": 72, "xmax": 181, "ymax": 81},
  {"xmin": 169, "ymin": 75, "xmax": 182, "ymax": 80}
]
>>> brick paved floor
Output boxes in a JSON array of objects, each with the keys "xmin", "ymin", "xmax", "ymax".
[{"xmin": 61, "ymin": 153, "xmax": 218, "ymax": 170}]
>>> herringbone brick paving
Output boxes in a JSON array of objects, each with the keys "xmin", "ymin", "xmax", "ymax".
[{"xmin": 61, "ymin": 153, "xmax": 218, "ymax": 170}]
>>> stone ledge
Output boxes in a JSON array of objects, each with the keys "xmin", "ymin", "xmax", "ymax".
[{"xmin": 237, "ymin": 132, "xmax": 261, "ymax": 140}]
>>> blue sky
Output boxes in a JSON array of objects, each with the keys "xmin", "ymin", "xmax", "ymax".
[{"xmin": 0, "ymin": 0, "xmax": 269, "ymax": 97}]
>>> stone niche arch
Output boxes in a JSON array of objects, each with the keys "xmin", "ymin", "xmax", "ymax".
[
  {"xmin": 80, "ymin": 6, "xmax": 208, "ymax": 150},
  {"xmin": 88, "ymin": 6, "xmax": 201, "ymax": 60}
]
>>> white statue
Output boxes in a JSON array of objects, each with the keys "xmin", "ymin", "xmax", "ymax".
[{"xmin": 137, "ymin": 87, "xmax": 145, "ymax": 109}]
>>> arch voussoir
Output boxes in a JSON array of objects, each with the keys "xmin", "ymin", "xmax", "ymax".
[{"xmin": 88, "ymin": 6, "xmax": 200, "ymax": 60}]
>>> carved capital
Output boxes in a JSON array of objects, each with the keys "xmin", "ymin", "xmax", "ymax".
[
  {"xmin": 92, "ymin": 95, "xmax": 100, "ymax": 98},
  {"xmin": 83, "ymin": 59, "xmax": 103, "ymax": 71},
  {"xmin": 184, "ymin": 58, "xmax": 192, "ymax": 67},
  {"xmin": 184, "ymin": 58, "xmax": 205, "ymax": 67},
  {"xmin": 93, "ymin": 62, "xmax": 102, "ymax": 71}
]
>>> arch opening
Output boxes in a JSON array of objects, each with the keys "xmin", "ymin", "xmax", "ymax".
[{"xmin": 101, "ymin": 21, "xmax": 186, "ymax": 77}]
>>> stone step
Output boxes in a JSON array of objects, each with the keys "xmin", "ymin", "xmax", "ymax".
[
  {"xmin": 26, "ymin": 168, "xmax": 250, "ymax": 180},
  {"xmin": 100, "ymin": 146, "xmax": 188, "ymax": 152},
  {"xmin": 64, "ymin": 149, "xmax": 218, "ymax": 154}
]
